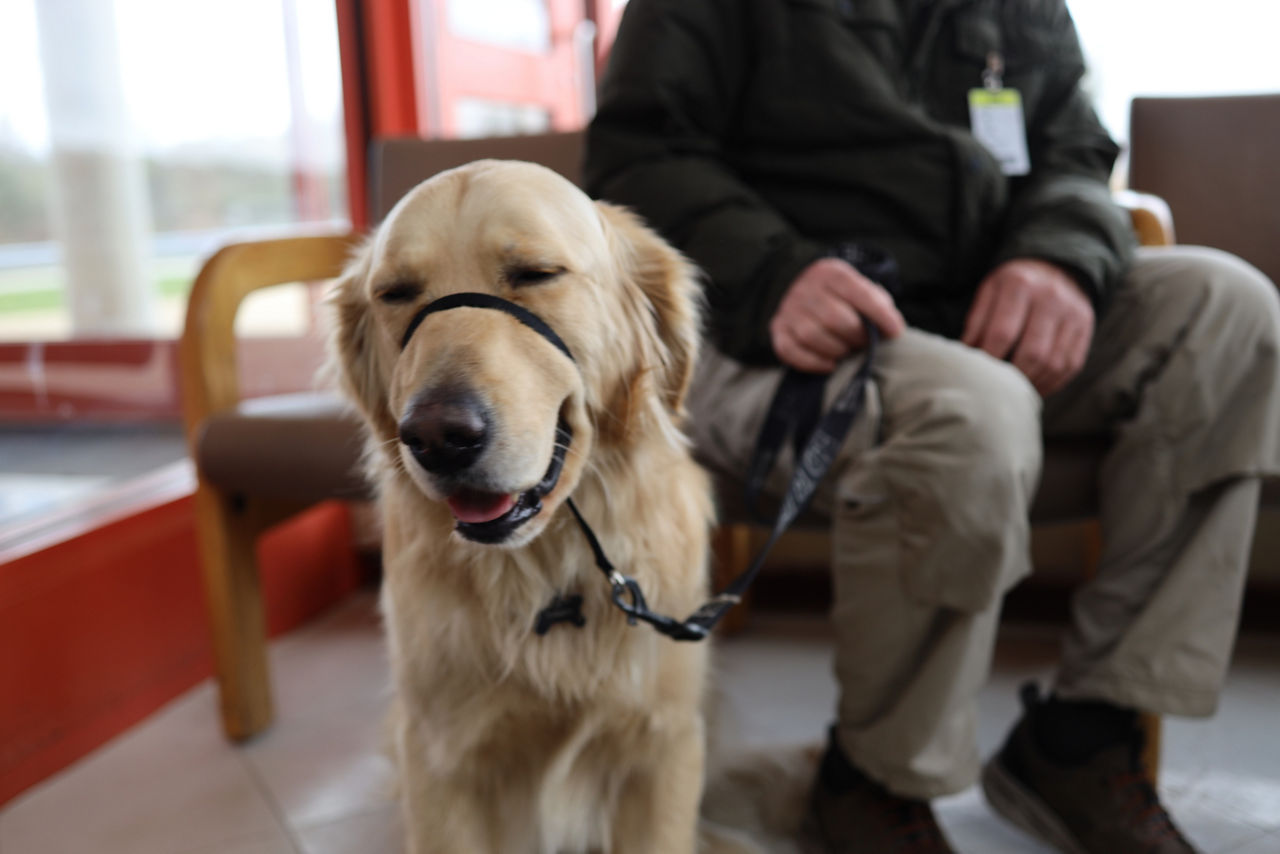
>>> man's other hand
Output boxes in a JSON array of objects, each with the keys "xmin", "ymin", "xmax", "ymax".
[
  {"xmin": 770, "ymin": 257, "xmax": 906, "ymax": 373},
  {"xmin": 962, "ymin": 259, "xmax": 1095, "ymax": 396}
]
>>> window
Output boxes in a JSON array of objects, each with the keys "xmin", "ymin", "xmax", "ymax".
[
  {"xmin": 411, "ymin": 0, "xmax": 593, "ymax": 139},
  {"xmin": 454, "ymin": 99, "xmax": 552, "ymax": 138},
  {"xmin": 446, "ymin": 0, "xmax": 551, "ymax": 53},
  {"xmin": 1069, "ymin": 0, "xmax": 1280, "ymax": 145},
  {"xmin": 0, "ymin": 0, "xmax": 347, "ymax": 343},
  {"xmin": 0, "ymin": 0, "xmax": 348, "ymax": 518}
]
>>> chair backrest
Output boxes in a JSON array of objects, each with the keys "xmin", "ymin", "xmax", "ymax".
[
  {"xmin": 1129, "ymin": 94, "xmax": 1280, "ymax": 285},
  {"xmin": 368, "ymin": 132, "xmax": 586, "ymax": 223}
]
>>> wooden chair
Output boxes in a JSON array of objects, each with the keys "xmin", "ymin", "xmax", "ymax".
[
  {"xmin": 182, "ymin": 132, "xmax": 1173, "ymax": 778},
  {"xmin": 180, "ymin": 233, "xmax": 364, "ymax": 740}
]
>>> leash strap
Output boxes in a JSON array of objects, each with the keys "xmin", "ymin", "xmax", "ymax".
[
  {"xmin": 743, "ymin": 370, "xmax": 826, "ymax": 521},
  {"xmin": 678, "ymin": 323, "xmax": 879, "ymax": 636},
  {"xmin": 741, "ymin": 246, "xmax": 896, "ymax": 524}
]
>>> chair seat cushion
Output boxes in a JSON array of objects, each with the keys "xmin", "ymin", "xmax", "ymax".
[{"xmin": 195, "ymin": 392, "xmax": 371, "ymax": 503}]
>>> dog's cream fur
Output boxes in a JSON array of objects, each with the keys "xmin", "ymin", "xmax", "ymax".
[{"xmin": 330, "ymin": 161, "xmax": 741, "ymax": 853}]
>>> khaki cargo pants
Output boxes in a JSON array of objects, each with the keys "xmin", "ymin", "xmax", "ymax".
[{"xmin": 688, "ymin": 247, "xmax": 1280, "ymax": 798}]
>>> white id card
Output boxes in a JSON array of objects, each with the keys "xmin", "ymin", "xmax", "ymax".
[{"xmin": 968, "ymin": 88, "xmax": 1031, "ymax": 176}]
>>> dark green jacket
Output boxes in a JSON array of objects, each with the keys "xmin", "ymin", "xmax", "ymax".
[{"xmin": 585, "ymin": 0, "xmax": 1134, "ymax": 364}]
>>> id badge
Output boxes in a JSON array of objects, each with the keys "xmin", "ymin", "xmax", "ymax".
[{"xmin": 968, "ymin": 88, "xmax": 1031, "ymax": 176}]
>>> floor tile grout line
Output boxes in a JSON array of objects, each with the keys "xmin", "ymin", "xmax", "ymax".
[{"xmin": 236, "ymin": 751, "xmax": 307, "ymax": 854}]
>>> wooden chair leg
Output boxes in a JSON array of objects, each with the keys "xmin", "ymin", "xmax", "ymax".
[
  {"xmin": 1139, "ymin": 712, "xmax": 1162, "ymax": 784},
  {"xmin": 1081, "ymin": 520, "xmax": 1104, "ymax": 575},
  {"xmin": 193, "ymin": 485, "xmax": 274, "ymax": 741},
  {"xmin": 712, "ymin": 524, "xmax": 754, "ymax": 636}
]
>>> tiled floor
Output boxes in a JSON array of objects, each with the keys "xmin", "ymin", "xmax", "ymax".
[{"xmin": 3, "ymin": 594, "xmax": 1278, "ymax": 854}]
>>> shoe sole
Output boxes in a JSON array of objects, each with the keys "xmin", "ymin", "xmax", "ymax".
[{"xmin": 980, "ymin": 758, "xmax": 1090, "ymax": 854}]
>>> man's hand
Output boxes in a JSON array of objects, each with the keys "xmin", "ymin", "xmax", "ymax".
[
  {"xmin": 962, "ymin": 259, "xmax": 1095, "ymax": 396},
  {"xmin": 770, "ymin": 257, "xmax": 906, "ymax": 373}
]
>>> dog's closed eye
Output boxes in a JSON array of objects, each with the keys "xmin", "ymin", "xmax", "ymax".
[
  {"xmin": 506, "ymin": 266, "xmax": 565, "ymax": 288},
  {"xmin": 377, "ymin": 280, "xmax": 423, "ymax": 304}
]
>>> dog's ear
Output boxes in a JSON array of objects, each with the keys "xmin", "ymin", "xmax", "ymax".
[
  {"xmin": 597, "ymin": 202, "xmax": 703, "ymax": 416},
  {"xmin": 328, "ymin": 239, "xmax": 398, "ymax": 442}
]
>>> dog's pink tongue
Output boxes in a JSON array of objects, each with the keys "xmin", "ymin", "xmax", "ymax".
[{"xmin": 447, "ymin": 490, "xmax": 516, "ymax": 524}]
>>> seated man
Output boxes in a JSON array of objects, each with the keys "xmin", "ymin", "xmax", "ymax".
[{"xmin": 584, "ymin": 1, "xmax": 1280, "ymax": 853}]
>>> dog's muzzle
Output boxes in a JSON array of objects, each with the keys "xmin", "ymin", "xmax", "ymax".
[
  {"xmin": 398, "ymin": 292, "xmax": 577, "ymax": 543},
  {"xmin": 448, "ymin": 421, "xmax": 571, "ymax": 544}
]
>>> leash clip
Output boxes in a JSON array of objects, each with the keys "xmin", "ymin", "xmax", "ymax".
[{"xmin": 608, "ymin": 571, "xmax": 646, "ymax": 626}]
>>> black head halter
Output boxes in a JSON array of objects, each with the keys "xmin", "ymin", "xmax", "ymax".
[{"xmin": 401, "ymin": 291, "xmax": 573, "ymax": 360}]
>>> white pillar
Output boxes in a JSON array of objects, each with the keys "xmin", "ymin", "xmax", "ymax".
[{"xmin": 34, "ymin": 0, "xmax": 155, "ymax": 337}]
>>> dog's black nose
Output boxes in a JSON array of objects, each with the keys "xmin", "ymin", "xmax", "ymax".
[{"xmin": 399, "ymin": 389, "xmax": 490, "ymax": 476}]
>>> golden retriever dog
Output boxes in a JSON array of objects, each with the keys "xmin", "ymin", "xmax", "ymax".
[{"xmin": 330, "ymin": 160, "xmax": 727, "ymax": 854}]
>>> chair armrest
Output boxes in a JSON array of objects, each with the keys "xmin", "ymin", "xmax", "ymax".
[
  {"xmin": 179, "ymin": 230, "xmax": 362, "ymax": 446},
  {"xmin": 1114, "ymin": 189, "xmax": 1176, "ymax": 248}
]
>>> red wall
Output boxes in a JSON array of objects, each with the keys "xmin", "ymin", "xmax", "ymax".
[{"xmin": 0, "ymin": 497, "xmax": 361, "ymax": 806}]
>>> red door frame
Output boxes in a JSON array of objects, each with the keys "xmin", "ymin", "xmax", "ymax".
[
  {"xmin": 335, "ymin": 0, "xmax": 624, "ymax": 229},
  {"xmin": 336, "ymin": 0, "xmax": 421, "ymax": 231}
]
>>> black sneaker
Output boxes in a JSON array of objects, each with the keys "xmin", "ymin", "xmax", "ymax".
[
  {"xmin": 805, "ymin": 728, "xmax": 956, "ymax": 853},
  {"xmin": 982, "ymin": 683, "xmax": 1200, "ymax": 854}
]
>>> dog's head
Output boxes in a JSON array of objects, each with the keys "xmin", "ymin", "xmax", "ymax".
[{"xmin": 330, "ymin": 160, "xmax": 701, "ymax": 548}]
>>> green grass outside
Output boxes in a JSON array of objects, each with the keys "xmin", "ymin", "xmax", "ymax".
[
  {"xmin": 157, "ymin": 276, "xmax": 190, "ymax": 298},
  {"xmin": 0, "ymin": 288, "xmax": 64, "ymax": 313},
  {"xmin": 0, "ymin": 276, "xmax": 190, "ymax": 314}
]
